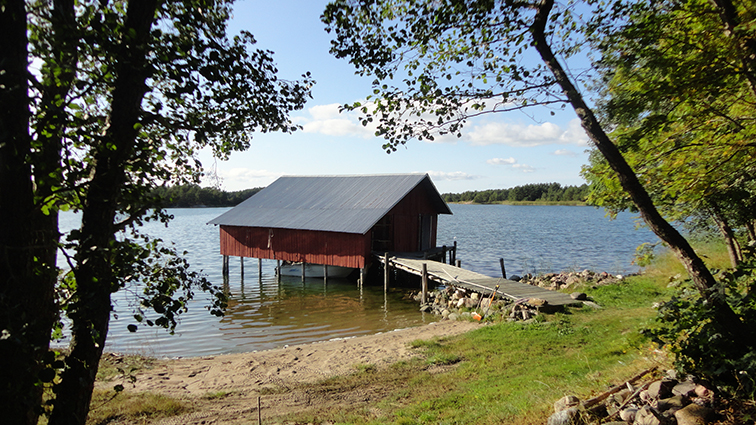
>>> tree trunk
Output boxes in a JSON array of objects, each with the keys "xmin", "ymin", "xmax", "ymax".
[
  {"xmin": 531, "ymin": 0, "xmax": 748, "ymax": 336},
  {"xmin": 48, "ymin": 1, "xmax": 158, "ymax": 423},
  {"xmin": 710, "ymin": 203, "xmax": 743, "ymax": 268},
  {"xmin": 0, "ymin": 3, "xmax": 59, "ymax": 425}
]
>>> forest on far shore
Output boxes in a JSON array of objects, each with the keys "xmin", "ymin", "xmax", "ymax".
[
  {"xmin": 151, "ymin": 184, "xmax": 263, "ymax": 208},
  {"xmin": 442, "ymin": 182, "xmax": 590, "ymax": 204},
  {"xmin": 154, "ymin": 182, "xmax": 590, "ymax": 208}
]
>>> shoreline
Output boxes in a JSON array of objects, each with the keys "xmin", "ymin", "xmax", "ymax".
[{"xmin": 104, "ymin": 319, "xmax": 480, "ymax": 395}]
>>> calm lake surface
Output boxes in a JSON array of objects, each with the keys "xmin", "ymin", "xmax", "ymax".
[{"xmin": 58, "ymin": 204, "xmax": 657, "ymax": 357}]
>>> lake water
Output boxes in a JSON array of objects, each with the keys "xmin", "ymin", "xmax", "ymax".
[{"xmin": 57, "ymin": 204, "xmax": 657, "ymax": 357}]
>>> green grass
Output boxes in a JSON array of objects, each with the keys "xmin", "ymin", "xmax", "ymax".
[
  {"xmin": 86, "ymin": 390, "xmax": 190, "ymax": 425},
  {"xmin": 274, "ymin": 243, "xmax": 736, "ymax": 425}
]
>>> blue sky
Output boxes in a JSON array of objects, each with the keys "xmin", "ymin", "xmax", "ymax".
[{"xmin": 201, "ymin": 0, "xmax": 593, "ymax": 194}]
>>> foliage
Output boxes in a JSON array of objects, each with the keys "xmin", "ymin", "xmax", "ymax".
[
  {"xmin": 582, "ymin": 0, "xmax": 756, "ymax": 266},
  {"xmin": 150, "ymin": 185, "xmax": 262, "ymax": 208},
  {"xmin": 644, "ymin": 249, "xmax": 756, "ymax": 397},
  {"xmin": 0, "ymin": 1, "xmax": 312, "ymax": 423},
  {"xmin": 443, "ymin": 183, "xmax": 589, "ymax": 204}
]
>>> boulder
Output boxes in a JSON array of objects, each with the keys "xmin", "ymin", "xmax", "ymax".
[
  {"xmin": 527, "ymin": 298, "xmax": 549, "ymax": 307},
  {"xmin": 554, "ymin": 395, "xmax": 580, "ymax": 413},
  {"xmin": 447, "ymin": 313, "xmax": 459, "ymax": 321},
  {"xmin": 620, "ymin": 407, "xmax": 638, "ymax": 422},
  {"xmin": 547, "ymin": 407, "xmax": 583, "ymax": 425},
  {"xmin": 646, "ymin": 379, "xmax": 676, "ymax": 399},
  {"xmin": 509, "ymin": 274, "xmax": 521, "ymax": 281},
  {"xmin": 633, "ymin": 405, "xmax": 661, "ymax": 425},
  {"xmin": 419, "ymin": 304, "xmax": 432, "ymax": 313},
  {"xmin": 672, "ymin": 379, "xmax": 697, "ymax": 397},
  {"xmin": 570, "ymin": 292, "xmax": 588, "ymax": 300},
  {"xmin": 674, "ymin": 404, "xmax": 714, "ymax": 425},
  {"xmin": 657, "ymin": 395, "xmax": 686, "ymax": 414}
]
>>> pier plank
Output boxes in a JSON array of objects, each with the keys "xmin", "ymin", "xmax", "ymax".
[{"xmin": 377, "ymin": 255, "xmax": 580, "ymax": 308}]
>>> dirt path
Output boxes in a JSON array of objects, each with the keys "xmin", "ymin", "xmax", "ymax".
[{"xmin": 102, "ymin": 320, "xmax": 480, "ymax": 424}]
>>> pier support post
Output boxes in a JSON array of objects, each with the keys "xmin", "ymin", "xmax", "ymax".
[
  {"xmin": 240, "ymin": 257, "xmax": 244, "ymax": 281},
  {"xmin": 276, "ymin": 260, "xmax": 281, "ymax": 282},
  {"xmin": 258, "ymin": 258, "xmax": 262, "ymax": 281},
  {"xmin": 323, "ymin": 264, "xmax": 328, "ymax": 284},
  {"xmin": 222, "ymin": 255, "xmax": 229, "ymax": 278},
  {"xmin": 302, "ymin": 262, "xmax": 306, "ymax": 282},
  {"xmin": 442, "ymin": 245, "xmax": 447, "ymax": 264},
  {"xmin": 455, "ymin": 259, "xmax": 461, "ymax": 268},
  {"xmin": 421, "ymin": 263, "xmax": 428, "ymax": 305},
  {"xmin": 499, "ymin": 258, "xmax": 506, "ymax": 279},
  {"xmin": 359, "ymin": 267, "xmax": 366, "ymax": 287},
  {"xmin": 453, "ymin": 241, "xmax": 457, "ymax": 264},
  {"xmin": 384, "ymin": 252, "xmax": 390, "ymax": 292}
]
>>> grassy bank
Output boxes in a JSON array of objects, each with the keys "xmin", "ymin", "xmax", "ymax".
[
  {"xmin": 88, "ymin": 242, "xmax": 732, "ymax": 425},
  {"xmin": 273, "ymin": 242, "xmax": 731, "ymax": 424}
]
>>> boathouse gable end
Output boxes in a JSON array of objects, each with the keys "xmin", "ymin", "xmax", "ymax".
[{"xmin": 210, "ymin": 174, "xmax": 451, "ymax": 270}]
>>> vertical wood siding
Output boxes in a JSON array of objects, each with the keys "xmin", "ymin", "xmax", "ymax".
[{"xmin": 220, "ymin": 226, "xmax": 371, "ymax": 268}]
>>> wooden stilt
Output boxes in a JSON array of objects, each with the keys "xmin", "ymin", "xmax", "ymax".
[
  {"xmin": 442, "ymin": 245, "xmax": 447, "ymax": 264},
  {"xmin": 384, "ymin": 252, "xmax": 390, "ymax": 292},
  {"xmin": 453, "ymin": 241, "xmax": 457, "ymax": 264},
  {"xmin": 421, "ymin": 263, "xmax": 428, "ymax": 305},
  {"xmin": 359, "ymin": 267, "xmax": 366, "ymax": 287},
  {"xmin": 499, "ymin": 258, "xmax": 506, "ymax": 279},
  {"xmin": 276, "ymin": 260, "xmax": 281, "ymax": 282},
  {"xmin": 455, "ymin": 259, "xmax": 461, "ymax": 268},
  {"xmin": 302, "ymin": 262, "xmax": 306, "ymax": 282},
  {"xmin": 258, "ymin": 258, "xmax": 262, "ymax": 281},
  {"xmin": 323, "ymin": 264, "xmax": 328, "ymax": 284}
]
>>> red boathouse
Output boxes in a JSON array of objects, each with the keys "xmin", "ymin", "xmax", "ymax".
[{"xmin": 208, "ymin": 174, "xmax": 452, "ymax": 275}]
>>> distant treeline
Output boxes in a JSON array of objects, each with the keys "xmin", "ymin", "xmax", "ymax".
[
  {"xmin": 151, "ymin": 184, "xmax": 262, "ymax": 208},
  {"xmin": 442, "ymin": 183, "xmax": 590, "ymax": 204}
]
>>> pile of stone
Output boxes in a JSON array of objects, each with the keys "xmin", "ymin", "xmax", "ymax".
[
  {"xmin": 548, "ymin": 369, "xmax": 717, "ymax": 425},
  {"xmin": 412, "ymin": 286, "xmax": 513, "ymax": 321},
  {"xmin": 515, "ymin": 270, "xmax": 624, "ymax": 291}
]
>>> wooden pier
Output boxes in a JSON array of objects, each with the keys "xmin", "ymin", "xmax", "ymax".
[{"xmin": 376, "ymin": 254, "xmax": 581, "ymax": 310}]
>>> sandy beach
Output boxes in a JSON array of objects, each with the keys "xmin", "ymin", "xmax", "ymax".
[{"xmin": 101, "ymin": 320, "xmax": 480, "ymax": 424}]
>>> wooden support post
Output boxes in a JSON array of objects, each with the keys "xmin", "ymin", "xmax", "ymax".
[
  {"xmin": 359, "ymin": 267, "xmax": 366, "ymax": 287},
  {"xmin": 276, "ymin": 260, "xmax": 281, "ymax": 282},
  {"xmin": 442, "ymin": 245, "xmax": 447, "ymax": 264},
  {"xmin": 384, "ymin": 252, "xmax": 390, "ymax": 292},
  {"xmin": 421, "ymin": 263, "xmax": 428, "ymax": 305},
  {"xmin": 302, "ymin": 262, "xmax": 306, "ymax": 282},
  {"xmin": 453, "ymin": 241, "xmax": 457, "ymax": 264},
  {"xmin": 455, "ymin": 259, "xmax": 461, "ymax": 268},
  {"xmin": 258, "ymin": 258, "xmax": 262, "ymax": 281},
  {"xmin": 222, "ymin": 255, "xmax": 229, "ymax": 278},
  {"xmin": 499, "ymin": 258, "xmax": 506, "ymax": 279},
  {"xmin": 323, "ymin": 264, "xmax": 328, "ymax": 284},
  {"xmin": 240, "ymin": 257, "xmax": 244, "ymax": 280}
]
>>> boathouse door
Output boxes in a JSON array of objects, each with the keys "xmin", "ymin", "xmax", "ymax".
[{"xmin": 419, "ymin": 214, "xmax": 433, "ymax": 251}]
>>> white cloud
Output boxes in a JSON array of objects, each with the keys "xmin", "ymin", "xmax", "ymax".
[
  {"xmin": 426, "ymin": 171, "xmax": 479, "ymax": 181},
  {"xmin": 299, "ymin": 103, "xmax": 376, "ymax": 138},
  {"xmin": 552, "ymin": 149, "xmax": 577, "ymax": 157},
  {"xmin": 297, "ymin": 101, "xmax": 590, "ymax": 149},
  {"xmin": 465, "ymin": 118, "xmax": 589, "ymax": 147},
  {"xmin": 486, "ymin": 157, "xmax": 517, "ymax": 165},
  {"xmin": 211, "ymin": 168, "xmax": 281, "ymax": 190},
  {"xmin": 512, "ymin": 164, "xmax": 536, "ymax": 173}
]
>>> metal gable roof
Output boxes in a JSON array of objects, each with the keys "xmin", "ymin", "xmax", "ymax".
[{"xmin": 208, "ymin": 174, "xmax": 452, "ymax": 234}]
